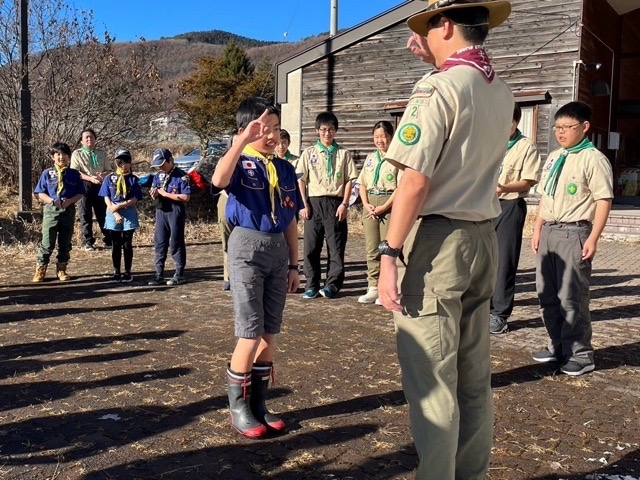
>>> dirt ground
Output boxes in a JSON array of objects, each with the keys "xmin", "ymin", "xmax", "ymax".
[{"xmin": 1, "ymin": 233, "xmax": 639, "ymax": 480}]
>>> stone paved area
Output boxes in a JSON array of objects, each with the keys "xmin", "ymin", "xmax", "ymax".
[{"xmin": 0, "ymin": 235, "xmax": 639, "ymax": 479}]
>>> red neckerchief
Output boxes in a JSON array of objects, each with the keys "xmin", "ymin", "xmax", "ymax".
[{"xmin": 439, "ymin": 45, "xmax": 495, "ymax": 83}]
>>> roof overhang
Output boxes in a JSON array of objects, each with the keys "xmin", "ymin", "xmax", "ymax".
[
  {"xmin": 606, "ymin": 0, "xmax": 639, "ymax": 15},
  {"xmin": 276, "ymin": 0, "xmax": 426, "ymax": 104}
]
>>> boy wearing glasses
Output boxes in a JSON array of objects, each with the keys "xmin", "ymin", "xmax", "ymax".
[
  {"xmin": 296, "ymin": 112, "xmax": 357, "ymax": 299},
  {"xmin": 531, "ymin": 101, "xmax": 613, "ymax": 376}
]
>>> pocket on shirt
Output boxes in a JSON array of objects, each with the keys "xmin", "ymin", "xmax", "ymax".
[{"xmin": 240, "ymin": 178, "xmax": 265, "ymax": 190}]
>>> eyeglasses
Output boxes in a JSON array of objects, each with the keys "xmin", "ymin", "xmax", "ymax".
[
  {"xmin": 552, "ymin": 123, "xmax": 583, "ymax": 133},
  {"xmin": 318, "ymin": 127, "xmax": 336, "ymax": 134}
]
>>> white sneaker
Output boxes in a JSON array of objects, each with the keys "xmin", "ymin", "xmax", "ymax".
[
  {"xmin": 358, "ymin": 287, "xmax": 378, "ymax": 304},
  {"xmin": 375, "ymin": 297, "xmax": 382, "ymax": 306}
]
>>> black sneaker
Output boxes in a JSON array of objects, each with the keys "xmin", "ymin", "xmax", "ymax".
[
  {"xmin": 319, "ymin": 285, "xmax": 337, "ymax": 299},
  {"xmin": 84, "ymin": 243, "xmax": 96, "ymax": 252},
  {"xmin": 148, "ymin": 275, "xmax": 163, "ymax": 286},
  {"xmin": 121, "ymin": 272, "xmax": 133, "ymax": 283},
  {"xmin": 109, "ymin": 272, "xmax": 121, "ymax": 283},
  {"xmin": 490, "ymin": 315, "xmax": 508, "ymax": 334},
  {"xmin": 166, "ymin": 275, "xmax": 185, "ymax": 286},
  {"xmin": 560, "ymin": 360, "xmax": 595, "ymax": 376}
]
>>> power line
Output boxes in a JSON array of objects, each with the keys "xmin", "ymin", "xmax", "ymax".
[{"xmin": 260, "ymin": 0, "xmax": 302, "ymax": 98}]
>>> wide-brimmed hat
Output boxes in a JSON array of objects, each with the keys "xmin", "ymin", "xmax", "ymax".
[{"xmin": 408, "ymin": 0, "xmax": 511, "ymax": 36}]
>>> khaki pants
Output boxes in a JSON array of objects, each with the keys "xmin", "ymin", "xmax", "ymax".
[
  {"xmin": 394, "ymin": 217, "xmax": 497, "ymax": 480},
  {"xmin": 362, "ymin": 193, "xmax": 391, "ymax": 287},
  {"xmin": 217, "ymin": 194, "xmax": 233, "ymax": 282}
]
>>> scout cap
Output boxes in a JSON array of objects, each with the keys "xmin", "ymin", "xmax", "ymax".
[
  {"xmin": 151, "ymin": 148, "xmax": 172, "ymax": 167},
  {"xmin": 408, "ymin": 0, "xmax": 511, "ymax": 36},
  {"xmin": 114, "ymin": 147, "xmax": 132, "ymax": 162}
]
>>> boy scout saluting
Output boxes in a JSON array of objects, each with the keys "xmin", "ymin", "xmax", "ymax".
[
  {"xmin": 490, "ymin": 103, "xmax": 541, "ymax": 334},
  {"xmin": 531, "ymin": 101, "xmax": 613, "ymax": 376},
  {"xmin": 377, "ymin": 1, "xmax": 513, "ymax": 479},
  {"xmin": 296, "ymin": 112, "xmax": 357, "ymax": 299}
]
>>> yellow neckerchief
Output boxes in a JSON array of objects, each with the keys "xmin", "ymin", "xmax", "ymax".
[
  {"xmin": 54, "ymin": 164, "xmax": 66, "ymax": 195},
  {"xmin": 244, "ymin": 145, "xmax": 280, "ymax": 224},
  {"xmin": 115, "ymin": 167, "xmax": 129, "ymax": 199}
]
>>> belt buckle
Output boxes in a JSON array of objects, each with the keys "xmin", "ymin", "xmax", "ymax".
[{"xmin": 371, "ymin": 188, "xmax": 380, "ymax": 195}]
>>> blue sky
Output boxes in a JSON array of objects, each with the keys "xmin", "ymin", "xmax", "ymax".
[{"xmin": 71, "ymin": 1, "xmax": 405, "ymax": 43}]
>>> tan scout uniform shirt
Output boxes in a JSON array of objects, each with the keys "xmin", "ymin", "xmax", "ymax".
[
  {"xmin": 356, "ymin": 151, "xmax": 399, "ymax": 193},
  {"xmin": 498, "ymin": 136, "xmax": 541, "ymax": 200},
  {"xmin": 70, "ymin": 148, "xmax": 109, "ymax": 177},
  {"xmin": 296, "ymin": 145, "xmax": 357, "ymax": 197},
  {"xmin": 539, "ymin": 147, "xmax": 613, "ymax": 223},
  {"xmin": 386, "ymin": 68, "xmax": 513, "ymax": 221}
]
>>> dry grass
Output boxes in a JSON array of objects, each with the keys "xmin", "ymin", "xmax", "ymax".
[{"xmin": 0, "ymin": 186, "xmax": 368, "ymax": 258}]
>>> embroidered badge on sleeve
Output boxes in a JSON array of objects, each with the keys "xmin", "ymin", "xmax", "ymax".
[{"xmin": 398, "ymin": 124, "xmax": 421, "ymax": 146}]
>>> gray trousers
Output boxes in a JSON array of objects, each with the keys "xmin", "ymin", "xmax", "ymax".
[{"xmin": 536, "ymin": 222, "xmax": 593, "ymax": 363}]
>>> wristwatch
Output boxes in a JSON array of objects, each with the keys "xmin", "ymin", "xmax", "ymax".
[{"xmin": 378, "ymin": 240, "xmax": 402, "ymax": 258}]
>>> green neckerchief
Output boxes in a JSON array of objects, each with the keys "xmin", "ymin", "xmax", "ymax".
[
  {"xmin": 543, "ymin": 136, "xmax": 594, "ymax": 198},
  {"xmin": 283, "ymin": 151, "xmax": 292, "ymax": 162},
  {"xmin": 372, "ymin": 150, "xmax": 385, "ymax": 188},
  {"xmin": 81, "ymin": 145, "xmax": 99, "ymax": 169},
  {"xmin": 507, "ymin": 129, "xmax": 523, "ymax": 150},
  {"xmin": 316, "ymin": 140, "xmax": 339, "ymax": 179}
]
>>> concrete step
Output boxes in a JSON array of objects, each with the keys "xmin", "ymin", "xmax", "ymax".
[{"xmin": 603, "ymin": 211, "xmax": 640, "ymax": 240}]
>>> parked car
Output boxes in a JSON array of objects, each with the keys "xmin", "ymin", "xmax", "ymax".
[{"xmin": 173, "ymin": 142, "xmax": 227, "ymax": 172}]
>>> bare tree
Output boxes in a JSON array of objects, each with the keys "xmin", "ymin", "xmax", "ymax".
[{"xmin": 0, "ymin": 0, "xmax": 167, "ymax": 185}]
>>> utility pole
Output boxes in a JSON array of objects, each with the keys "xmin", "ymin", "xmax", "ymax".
[
  {"xmin": 330, "ymin": 0, "xmax": 338, "ymax": 37},
  {"xmin": 18, "ymin": 0, "xmax": 33, "ymax": 218}
]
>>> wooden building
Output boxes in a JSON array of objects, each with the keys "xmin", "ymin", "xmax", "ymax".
[{"xmin": 275, "ymin": 0, "xmax": 640, "ymax": 204}]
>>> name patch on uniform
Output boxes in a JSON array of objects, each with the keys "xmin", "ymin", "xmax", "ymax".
[
  {"xmin": 242, "ymin": 160, "xmax": 257, "ymax": 169},
  {"xmin": 566, "ymin": 183, "xmax": 578, "ymax": 195},
  {"xmin": 398, "ymin": 123, "xmax": 421, "ymax": 146},
  {"xmin": 412, "ymin": 82, "xmax": 435, "ymax": 98}
]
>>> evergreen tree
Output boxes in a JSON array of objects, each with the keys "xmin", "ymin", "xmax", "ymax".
[{"xmin": 176, "ymin": 42, "xmax": 275, "ymax": 152}]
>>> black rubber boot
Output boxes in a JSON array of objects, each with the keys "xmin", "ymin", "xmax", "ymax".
[
  {"xmin": 226, "ymin": 367, "xmax": 268, "ymax": 438},
  {"xmin": 250, "ymin": 362, "xmax": 286, "ymax": 432}
]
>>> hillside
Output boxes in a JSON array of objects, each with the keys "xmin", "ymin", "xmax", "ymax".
[
  {"xmin": 111, "ymin": 30, "xmax": 330, "ymax": 107},
  {"xmin": 167, "ymin": 29, "xmax": 280, "ymax": 48}
]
